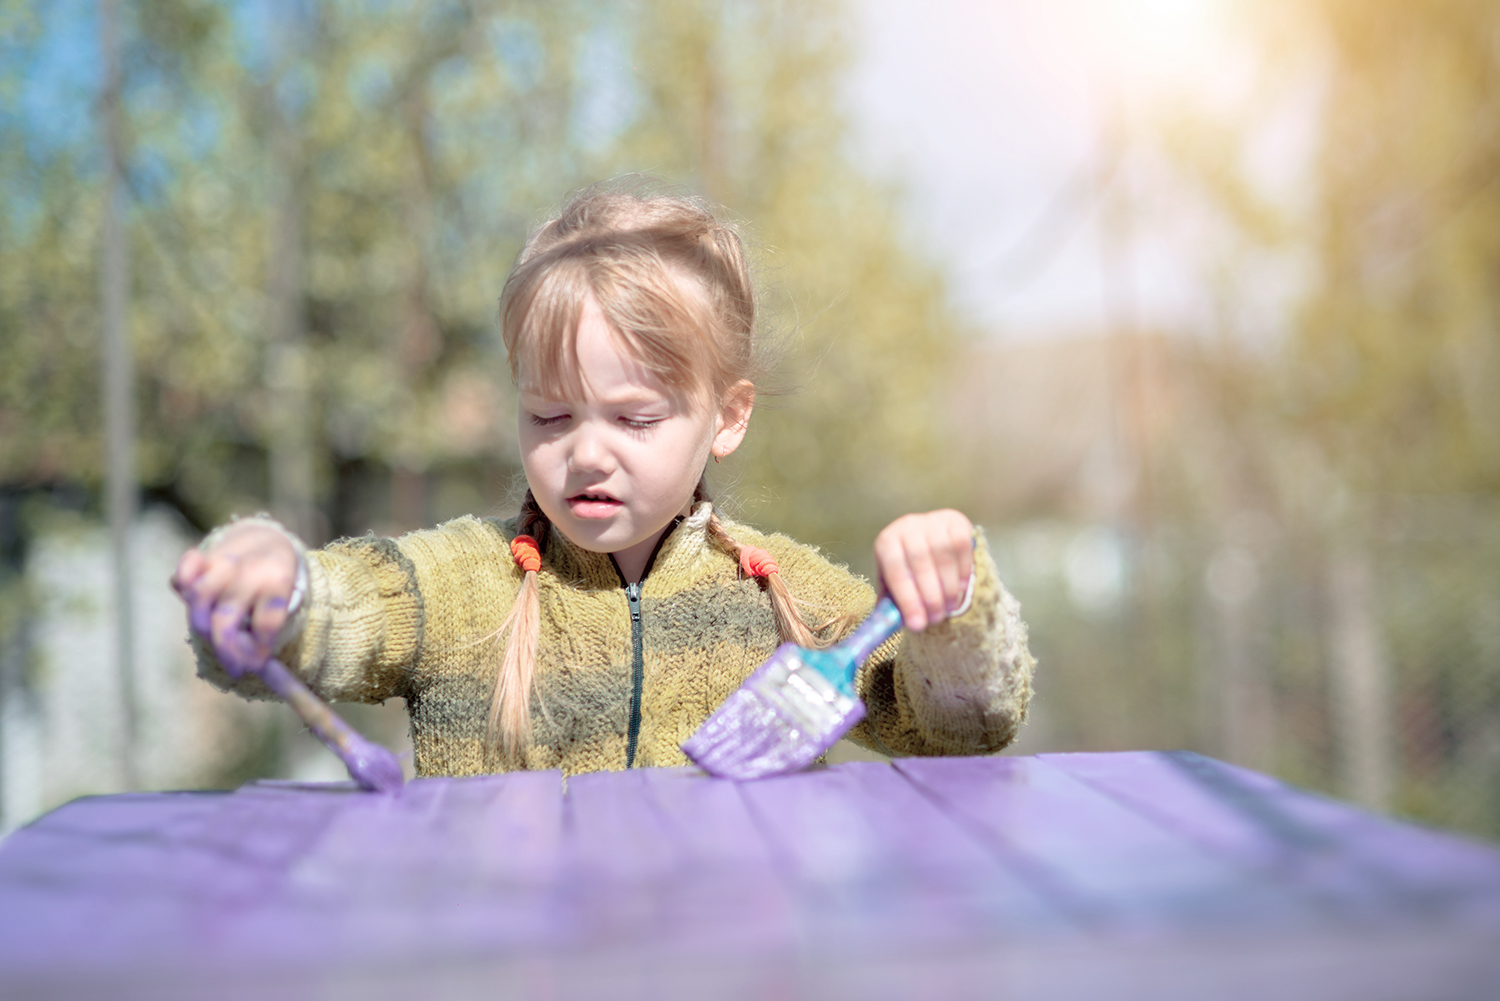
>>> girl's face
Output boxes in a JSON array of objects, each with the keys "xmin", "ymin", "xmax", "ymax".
[{"xmin": 517, "ymin": 295, "xmax": 752, "ymax": 581}]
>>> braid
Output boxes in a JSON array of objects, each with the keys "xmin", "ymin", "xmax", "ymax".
[
  {"xmin": 697, "ymin": 481, "xmax": 822, "ymax": 649},
  {"xmin": 516, "ymin": 489, "xmax": 551, "ymax": 545},
  {"xmin": 488, "ymin": 490, "xmax": 549, "ymax": 765}
]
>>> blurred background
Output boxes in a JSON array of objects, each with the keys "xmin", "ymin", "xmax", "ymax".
[{"xmin": 3, "ymin": 0, "xmax": 1499, "ymax": 841}]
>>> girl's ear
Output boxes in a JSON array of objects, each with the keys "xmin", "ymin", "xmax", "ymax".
[{"xmin": 711, "ymin": 380, "xmax": 756, "ymax": 459}]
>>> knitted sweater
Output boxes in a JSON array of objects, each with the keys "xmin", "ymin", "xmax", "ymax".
[{"xmin": 195, "ymin": 504, "xmax": 1035, "ymax": 777}]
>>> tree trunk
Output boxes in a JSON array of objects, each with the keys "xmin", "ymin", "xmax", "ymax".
[
  {"xmin": 265, "ymin": 4, "xmax": 317, "ymax": 544},
  {"xmin": 1327, "ymin": 549, "xmax": 1394, "ymax": 810},
  {"xmin": 100, "ymin": 0, "xmax": 140, "ymax": 791},
  {"xmin": 1206, "ymin": 544, "xmax": 1274, "ymax": 772}
]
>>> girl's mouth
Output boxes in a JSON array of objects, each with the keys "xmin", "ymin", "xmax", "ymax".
[{"xmin": 567, "ymin": 492, "xmax": 623, "ymax": 519}]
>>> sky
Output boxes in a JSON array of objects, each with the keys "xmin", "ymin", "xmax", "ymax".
[
  {"xmin": 8, "ymin": 0, "xmax": 1315, "ymax": 344},
  {"xmin": 843, "ymin": 0, "xmax": 1315, "ymax": 342}
]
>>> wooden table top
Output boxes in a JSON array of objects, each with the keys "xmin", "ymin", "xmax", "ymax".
[{"xmin": 2, "ymin": 751, "xmax": 1498, "ymax": 1000}]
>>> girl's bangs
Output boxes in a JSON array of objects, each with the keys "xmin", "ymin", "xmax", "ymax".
[
  {"xmin": 506, "ymin": 263, "xmax": 588, "ymax": 400},
  {"xmin": 508, "ymin": 253, "xmax": 721, "ymax": 405},
  {"xmin": 592, "ymin": 265, "xmax": 720, "ymax": 403}
]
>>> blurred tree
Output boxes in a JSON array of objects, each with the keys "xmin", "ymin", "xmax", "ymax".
[
  {"xmin": 0, "ymin": 0, "xmax": 958, "ymax": 577},
  {"xmin": 1292, "ymin": 0, "xmax": 1500, "ymax": 499},
  {"xmin": 1139, "ymin": 0, "xmax": 1500, "ymax": 821}
]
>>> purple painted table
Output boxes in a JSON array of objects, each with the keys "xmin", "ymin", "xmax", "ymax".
[{"xmin": 2, "ymin": 752, "xmax": 1499, "ymax": 1000}]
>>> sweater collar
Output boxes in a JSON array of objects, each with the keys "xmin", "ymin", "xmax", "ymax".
[{"xmin": 541, "ymin": 502, "xmax": 715, "ymax": 591}]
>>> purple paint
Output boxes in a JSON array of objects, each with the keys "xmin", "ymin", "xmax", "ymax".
[
  {"xmin": 1049, "ymin": 750, "xmax": 1500, "ymax": 924},
  {"xmin": 894, "ymin": 754, "xmax": 1340, "ymax": 935},
  {"xmin": 0, "ymin": 773, "xmax": 571, "ymax": 980},
  {"xmin": 188, "ymin": 596, "xmax": 213, "ymax": 638},
  {"xmin": 563, "ymin": 768, "xmax": 793, "ymax": 952},
  {"xmin": 735, "ymin": 760, "xmax": 1071, "ymax": 945},
  {"xmin": 4, "ymin": 755, "xmax": 1500, "ymax": 999}
]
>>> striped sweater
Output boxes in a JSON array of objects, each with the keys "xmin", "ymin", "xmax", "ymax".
[{"xmin": 195, "ymin": 503, "xmax": 1035, "ymax": 777}]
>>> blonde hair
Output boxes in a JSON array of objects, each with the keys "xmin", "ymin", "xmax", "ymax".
[{"xmin": 488, "ymin": 181, "xmax": 818, "ymax": 764}]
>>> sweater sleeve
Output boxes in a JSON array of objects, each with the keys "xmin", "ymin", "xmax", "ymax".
[
  {"xmin": 843, "ymin": 529, "xmax": 1034, "ymax": 757},
  {"xmin": 193, "ymin": 515, "xmax": 516, "ymax": 705}
]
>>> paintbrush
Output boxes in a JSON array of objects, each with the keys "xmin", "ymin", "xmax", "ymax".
[
  {"xmin": 682, "ymin": 594, "xmax": 903, "ymax": 780},
  {"xmin": 194, "ymin": 606, "xmax": 405, "ymax": 793},
  {"xmin": 179, "ymin": 545, "xmax": 405, "ymax": 792},
  {"xmin": 254, "ymin": 657, "xmax": 405, "ymax": 794}
]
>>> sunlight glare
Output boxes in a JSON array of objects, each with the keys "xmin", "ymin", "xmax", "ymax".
[{"xmin": 1062, "ymin": 0, "xmax": 1239, "ymax": 104}]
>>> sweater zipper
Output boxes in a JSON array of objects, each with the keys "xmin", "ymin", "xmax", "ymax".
[
  {"xmin": 624, "ymin": 581, "xmax": 644, "ymax": 768},
  {"xmin": 611, "ymin": 515, "xmax": 681, "ymax": 771}
]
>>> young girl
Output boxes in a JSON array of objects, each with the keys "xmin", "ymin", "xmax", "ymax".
[{"xmin": 172, "ymin": 184, "xmax": 1035, "ymax": 777}]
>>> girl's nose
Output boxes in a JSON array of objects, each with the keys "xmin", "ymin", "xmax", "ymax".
[{"xmin": 566, "ymin": 421, "xmax": 613, "ymax": 473}]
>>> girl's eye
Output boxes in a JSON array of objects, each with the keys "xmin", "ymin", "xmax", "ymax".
[
  {"xmin": 621, "ymin": 417, "xmax": 663, "ymax": 431},
  {"xmin": 528, "ymin": 413, "xmax": 568, "ymax": 428}
]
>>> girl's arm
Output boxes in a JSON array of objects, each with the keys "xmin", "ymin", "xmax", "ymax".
[{"xmin": 178, "ymin": 515, "xmax": 517, "ymax": 705}]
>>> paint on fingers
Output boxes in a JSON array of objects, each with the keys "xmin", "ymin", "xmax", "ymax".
[
  {"xmin": 188, "ymin": 596, "xmax": 215, "ymax": 638},
  {"xmin": 210, "ymin": 604, "xmax": 266, "ymax": 678}
]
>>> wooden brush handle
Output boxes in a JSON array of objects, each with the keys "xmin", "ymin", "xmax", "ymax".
[{"xmin": 258, "ymin": 658, "xmax": 404, "ymax": 794}]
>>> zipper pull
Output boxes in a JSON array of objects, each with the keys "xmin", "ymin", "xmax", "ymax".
[{"xmin": 626, "ymin": 581, "xmax": 642, "ymax": 622}]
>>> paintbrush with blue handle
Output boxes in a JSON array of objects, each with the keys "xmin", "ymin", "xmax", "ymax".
[{"xmin": 682, "ymin": 594, "xmax": 903, "ymax": 780}]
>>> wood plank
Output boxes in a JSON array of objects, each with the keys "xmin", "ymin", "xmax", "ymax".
[
  {"xmin": 0, "ymin": 793, "xmax": 217, "ymax": 974},
  {"xmin": 7, "ymin": 924, "xmax": 1500, "ymax": 1001},
  {"xmin": 222, "ymin": 771, "xmax": 571, "ymax": 957},
  {"xmin": 1049, "ymin": 750, "xmax": 1500, "ymax": 925},
  {"xmin": 559, "ymin": 766, "xmax": 793, "ymax": 954},
  {"xmin": 734, "ymin": 760, "xmax": 1075, "ymax": 952},
  {"xmin": 0, "ymin": 786, "xmax": 353, "ymax": 969},
  {"xmin": 895, "ymin": 754, "xmax": 1329, "ymax": 935},
  {"xmin": 0, "ymin": 773, "xmax": 572, "ymax": 975},
  {"xmin": 5, "ymin": 754, "xmax": 1500, "ymax": 1000}
]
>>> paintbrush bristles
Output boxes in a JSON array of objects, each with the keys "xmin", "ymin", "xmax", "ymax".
[
  {"xmin": 684, "ymin": 596, "xmax": 904, "ymax": 780},
  {"xmin": 682, "ymin": 642, "xmax": 865, "ymax": 779}
]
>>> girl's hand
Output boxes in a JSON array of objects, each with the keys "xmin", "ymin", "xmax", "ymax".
[
  {"xmin": 874, "ymin": 509, "xmax": 975, "ymax": 632},
  {"xmin": 170, "ymin": 523, "xmax": 299, "ymax": 676}
]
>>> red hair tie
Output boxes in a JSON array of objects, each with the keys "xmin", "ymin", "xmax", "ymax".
[
  {"xmin": 739, "ymin": 545, "xmax": 779, "ymax": 578},
  {"xmin": 511, "ymin": 535, "xmax": 542, "ymax": 574}
]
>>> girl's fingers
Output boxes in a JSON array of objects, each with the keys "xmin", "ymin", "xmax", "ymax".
[
  {"xmin": 943, "ymin": 516, "xmax": 975, "ymax": 611},
  {"xmin": 171, "ymin": 549, "xmax": 207, "ymax": 593},
  {"xmin": 901, "ymin": 535, "xmax": 949, "ymax": 631},
  {"xmin": 250, "ymin": 592, "xmax": 291, "ymax": 651},
  {"xmin": 175, "ymin": 525, "xmax": 298, "ymax": 665},
  {"xmin": 882, "ymin": 567, "xmax": 929, "ymax": 632},
  {"xmin": 196, "ymin": 550, "xmax": 245, "ymax": 599},
  {"xmin": 212, "ymin": 569, "xmax": 298, "ymax": 674},
  {"xmin": 181, "ymin": 556, "xmax": 239, "ymax": 637},
  {"xmin": 874, "ymin": 528, "xmax": 924, "ymax": 631},
  {"xmin": 875, "ymin": 510, "xmax": 976, "ymax": 632},
  {"xmin": 209, "ymin": 599, "xmax": 260, "ymax": 676},
  {"xmin": 876, "ymin": 520, "xmax": 945, "ymax": 631},
  {"xmin": 920, "ymin": 511, "xmax": 973, "ymax": 616}
]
